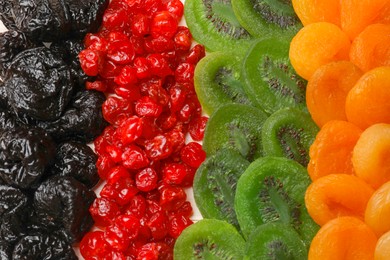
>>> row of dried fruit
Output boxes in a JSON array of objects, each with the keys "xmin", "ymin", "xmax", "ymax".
[
  {"xmin": 290, "ymin": 0, "xmax": 390, "ymax": 259},
  {"xmin": 0, "ymin": 0, "xmax": 110, "ymax": 258}
]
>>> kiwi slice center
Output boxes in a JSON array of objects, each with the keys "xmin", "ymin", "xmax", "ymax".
[
  {"xmin": 227, "ymin": 121, "xmax": 258, "ymax": 160},
  {"xmin": 277, "ymin": 125, "xmax": 309, "ymax": 166},
  {"xmin": 193, "ymin": 240, "xmax": 234, "ymax": 259},
  {"xmin": 250, "ymin": 0, "xmax": 300, "ymax": 28},
  {"xmin": 203, "ymin": 0, "xmax": 251, "ymax": 39},
  {"xmin": 266, "ymin": 240, "xmax": 295, "ymax": 260},
  {"xmin": 259, "ymin": 176, "xmax": 301, "ymax": 229},
  {"xmin": 215, "ymin": 68, "xmax": 251, "ymax": 105},
  {"xmin": 260, "ymin": 56, "xmax": 306, "ymax": 104}
]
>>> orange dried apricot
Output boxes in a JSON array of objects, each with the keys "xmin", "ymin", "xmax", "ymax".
[
  {"xmin": 308, "ymin": 216, "xmax": 377, "ymax": 260},
  {"xmin": 345, "ymin": 67, "xmax": 390, "ymax": 129},
  {"xmin": 352, "ymin": 123, "xmax": 390, "ymax": 189},
  {"xmin": 306, "ymin": 61, "xmax": 363, "ymax": 127},
  {"xmin": 308, "ymin": 120, "xmax": 362, "ymax": 181},
  {"xmin": 292, "ymin": 0, "xmax": 341, "ymax": 26},
  {"xmin": 341, "ymin": 0, "xmax": 390, "ymax": 40},
  {"xmin": 305, "ymin": 174, "xmax": 374, "ymax": 226},
  {"xmin": 289, "ymin": 22, "xmax": 351, "ymax": 80},
  {"xmin": 375, "ymin": 231, "xmax": 390, "ymax": 260},
  {"xmin": 350, "ymin": 24, "xmax": 390, "ymax": 72},
  {"xmin": 365, "ymin": 181, "xmax": 390, "ymax": 237}
]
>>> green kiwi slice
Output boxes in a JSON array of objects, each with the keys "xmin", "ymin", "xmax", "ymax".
[
  {"xmin": 242, "ymin": 37, "xmax": 307, "ymax": 114},
  {"xmin": 244, "ymin": 223, "xmax": 307, "ymax": 260},
  {"xmin": 194, "ymin": 52, "xmax": 253, "ymax": 115},
  {"xmin": 174, "ymin": 219, "xmax": 246, "ymax": 260},
  {"xmin": 231, "ymin": 0, "xmax": 301, "ymax": 38},
  {"xmin": 184, "ymin": 0, "xmax": 255, "ymax": 54},
  {"xmin": 234, "ymin": 156, "xmax": 319, "ymax": 246},
  {"xmin": 262, "ymin": 107, "xmax": 319, "ymax": 167},
  {"xmin": 193, "ymin": 148, "xmax": 250, "ymax": 230},
  {"xmin": 203, "ymin": 103, "xmax": 268, "ymax": 161}
]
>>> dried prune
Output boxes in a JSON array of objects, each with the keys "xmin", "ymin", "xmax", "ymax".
[
  {"xmin": 0, "ymin": 127, "xmax": 56, "ymax": 189},
  {"xmin": 0, "ymin": 185, "xmax": 28, "ymax": 217},
  {"xmin": 51, "ymin": 38, "xmax": 94, "ymax": 88},
  {"xmin": 0, "ymin": 110, "xmax": 19, "ymax": 131},
  {"xmin": 0, "ymin": 1, "xmax": 17, "ymax": 30},
  {"xmin": 0, "ymin": 214, "xmax": 25, "ymax": 244},
  {"xmin": 10, "ymin": 0, "xmax": 71, "ymax": 43},
  {"xmin": 37, "ymin": 90, "xmax": 107, "ymax": 142},
  {"xmin": 0, "ymin": 240, "xmax": 11, "ymax": 260},
  {"xmin": 12, "ymin": 234, "xmax": 77, "ymax": 260},
  {"xmin": 0, "ymin": 30, "xmax": 34, "ymax": 78},
  {"xmin": 3, "ymin": 47, "xmax": 74, "ymax": 121},
  {"xmin": 66, "ymin": 0, "xmax": 109, "ymax": 37},
  {"xmin": 33, "ymin": 176, "xmax": 96, "ymax": 243},
  {"xmin": 49, "ymin": 141, "xmax": 99, "ymax": 188}
]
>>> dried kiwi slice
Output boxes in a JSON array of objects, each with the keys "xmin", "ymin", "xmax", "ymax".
[
  {"xmin": 231, "ymin": 0, "xmax": 301, "ymax": 38},
  {"xmin": 184, "ymin": 0, "xmax": 255, "ymax": 54},
  {"xmin": 193, "ymin": 148, "xmax": 250, "ymax": 230},
  {"xmin": 244, "ymin": 223, "xmax": 307, "ymax": 260},
  {"xmin": 242, "ymin": 38, "xmax": 307, "ymax": 114},
  {"xmin": 262, "ymin": 107, "xmax": 319, "ymax": 167},
  {"xmin": 203, "ymin": 103, "xmax": 268, "ymax": 161},
  {"xmin": 235, "ymin": 156, "xmax": 319, "ymax": 247},
  {"xmin": 194, "ymin": 52, "xmax": 252, "ymax": 115},
  {"xmin": 174, "ymin": 219, "xmax": 245, "ymax": 260}
]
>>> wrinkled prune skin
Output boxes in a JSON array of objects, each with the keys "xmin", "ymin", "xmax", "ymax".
[
  {"xmin": 0, "ymin": 1, "xmax": 17, "ymax": 30},
  {"xmin": 1, "ymin": 214, "xmax": 26, "ymax": 244},
  {"xmin": 33, "ymin": 176, "xmax": 96, "ymax": 243},
  {"xmin": 0, "ymin": 240, "xmax": 11, "ymax": 260},
  {"xmin": 0, "ymin": 110, "xmax": 20, "ymax": 130},
  {"xmin": 12, "ymin": 234, "xmax": 77, "ymax": 260},
  {"xmin": 0, "ymin": 185, "xmax": 28, "ymax": 217},
  {"xmin": 49, "ymin": 141, "xmax": 99, "ymax": 188},
  {"xmin": 3, "ymin": 47, "xmax": 74, "ymax": 121},
  {"xmin": 0, "ymin": 127, "xmax": 56, "ymax": 189},
  {"xmin": 51, "ymin": 38, "xmax": 94, "ymax": 88},
  {"xmin": 37, "ymin": 90, "xmax": 107, "ymax": 142},
  {"xmin": 10, "ymin": 0, "xmax": 71, "ymax": 43},
  {"xmin": 0, "ymin": 30, "xmax": 35, "ymax": 78},
  {"xmin": 66, "ymin": 0, "xmax": 109, "ymax": 37}
]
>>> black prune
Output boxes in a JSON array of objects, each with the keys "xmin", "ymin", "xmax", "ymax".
[
  {"xmin": 0, "ymin": 1, "xmax": 17, "ymax": 30},
  {"xmin": 12, "ymin": 234, "xmax": 77, "ymax": 260},
  {"xmin": 0, "ymin": 185, "xmax": 29, "ymax": 217},
  {"xmin": 66, "ymin": 0, "xmax": 109, "ymax": 37},
  {"xmin": 10, "ymin": 0, "xmax": 71, "ymax": 43},
  {"xmin": 0, "ymin": 109, "xmax": 19, "ymax": 131},
  {"xmin": 51, "ymin": 38, "xmax": 94, "ymax": 88},
  {"xmin": 0, "ymin": 214, "xmax": 26, "ymax": 244},
  {"xmin": 33, "ymin": 176, "xmax": 96, "ymax": 243},
  {"xmin": 0, "ymin": 240, "xmax": 11, "ymax": 260},
  {"xmin": 37, "ymin": 90, "xmax": 107, "ymax": 142},
  {"xmin": 0, "ymin": 127, "xmax": 56, "ymax": 189},
  {"xmin": 0, "ymin": 30, "xmax": 34, "ymax": 79},
  {"xmin": 49, "ymin": 141, "xmax": 99, "ymax": 188},
  {"xmin": 3, "ymin": 47, "xmax": 74, "ymax": 121}
]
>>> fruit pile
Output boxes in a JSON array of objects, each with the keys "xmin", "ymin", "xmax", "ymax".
[
  {"xmin": 77, "ymin": 0, "xmax": 210, "ymax": 258},
  {"xmin": 290, "ymin": 0, "xmax": 390, "ymax": 259},
  {"xmin": 173, "ymin": 0, "xmax": 323, "ymax": 259}
]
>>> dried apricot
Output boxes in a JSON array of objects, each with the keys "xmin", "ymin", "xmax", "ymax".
[
  {"xmin": 352, "ymin": 123, "xmax": 390, "ymax": 189},
  {"xmin": 292, "ymin": 0, "xmax": 341, "ymax": 26},
  {"xmin": 308, "ymin": 120, "xmax": 362, "ymax": 181},
  {"xmin": 375, "ymin": 231, "xmax": 390, "ymax": 260},
  {"xmin": 345, "ymin": 67, "xmax": 390, "ymax": 129},
  {"xmin": 306, "ymin": 61, "xmax": 363, "ymax": 127},
  {"xmin": 289, "ymin": 22, "xmax": 351, "ymax": 80},
  {"xmin": 365, "ymin": 181, "xmax": 390, "ymax": 237},
  {"xmin": 305, "ymin": 174, "xmax": 374, "ymax": 226},
  {"xmin": 350, "ymin": 24, "xmax": 390, "ymax": 72},
  {"xmin": 308, "ymin": 216, "xmax": 377, "ymax": 260},
  {"xmin": 341, "ymin": 0, "xmax": 390, "ymax": 39}
]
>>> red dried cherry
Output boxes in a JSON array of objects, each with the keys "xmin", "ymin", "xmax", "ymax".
[
  {"xmin": 136, "ymin": 167, "xmax": 159, "ymax": 192},
  {"xmin": 147, "ymin": 211, "xmax": 168, "ymax": 240},
  {"xmin": 114, "ymin": 66, "xmax": 138, "ymax": 86},
  {"xmin": 131, "ymin": 14, "xmax": 151, "ymax": 37},
  {"xmin": 116, "ymin": 116, "xmax": 144, "ymax": 145},
  {"xmin": 188, "ymin": 116, "xmax": 208, "ymax": 141},
  {"xmin": 150, "ymin": 11, "xmax": 178, "ymax": 39},
  {"xmin": 159, "ymin": 185, "xmax": 186, "ymax": 211},
  {"xmin": 89, "ymin": 198, "xmax": 121, "ymax": 227},
  {"xmin": 162, "ymin": 163, "xmax": 187, "ymax": 185},
  {"xmin": 135, "ymin": 96, "xmax": 163, "ymax": 118},
  {"xmin": 168, "ymin": 213, "xmax": 193, "ymax": 238},
  {"xmin": 79, "ymin": 49, "xmax": 104, "ymax": 76},
  {"xmin": 80, "ymin": 231, "xmax": 110, "ymax": 259},
  {"xmin": 144, "ymin": 135, "xmax": 173, "ymax": 161},
  {"xmin": 180, "ymin": 142, "xmax": 206, "ymax": 168},
  {"xmin": 122, "ymin": 144, "xmax": 150, "ymax": 170}
]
